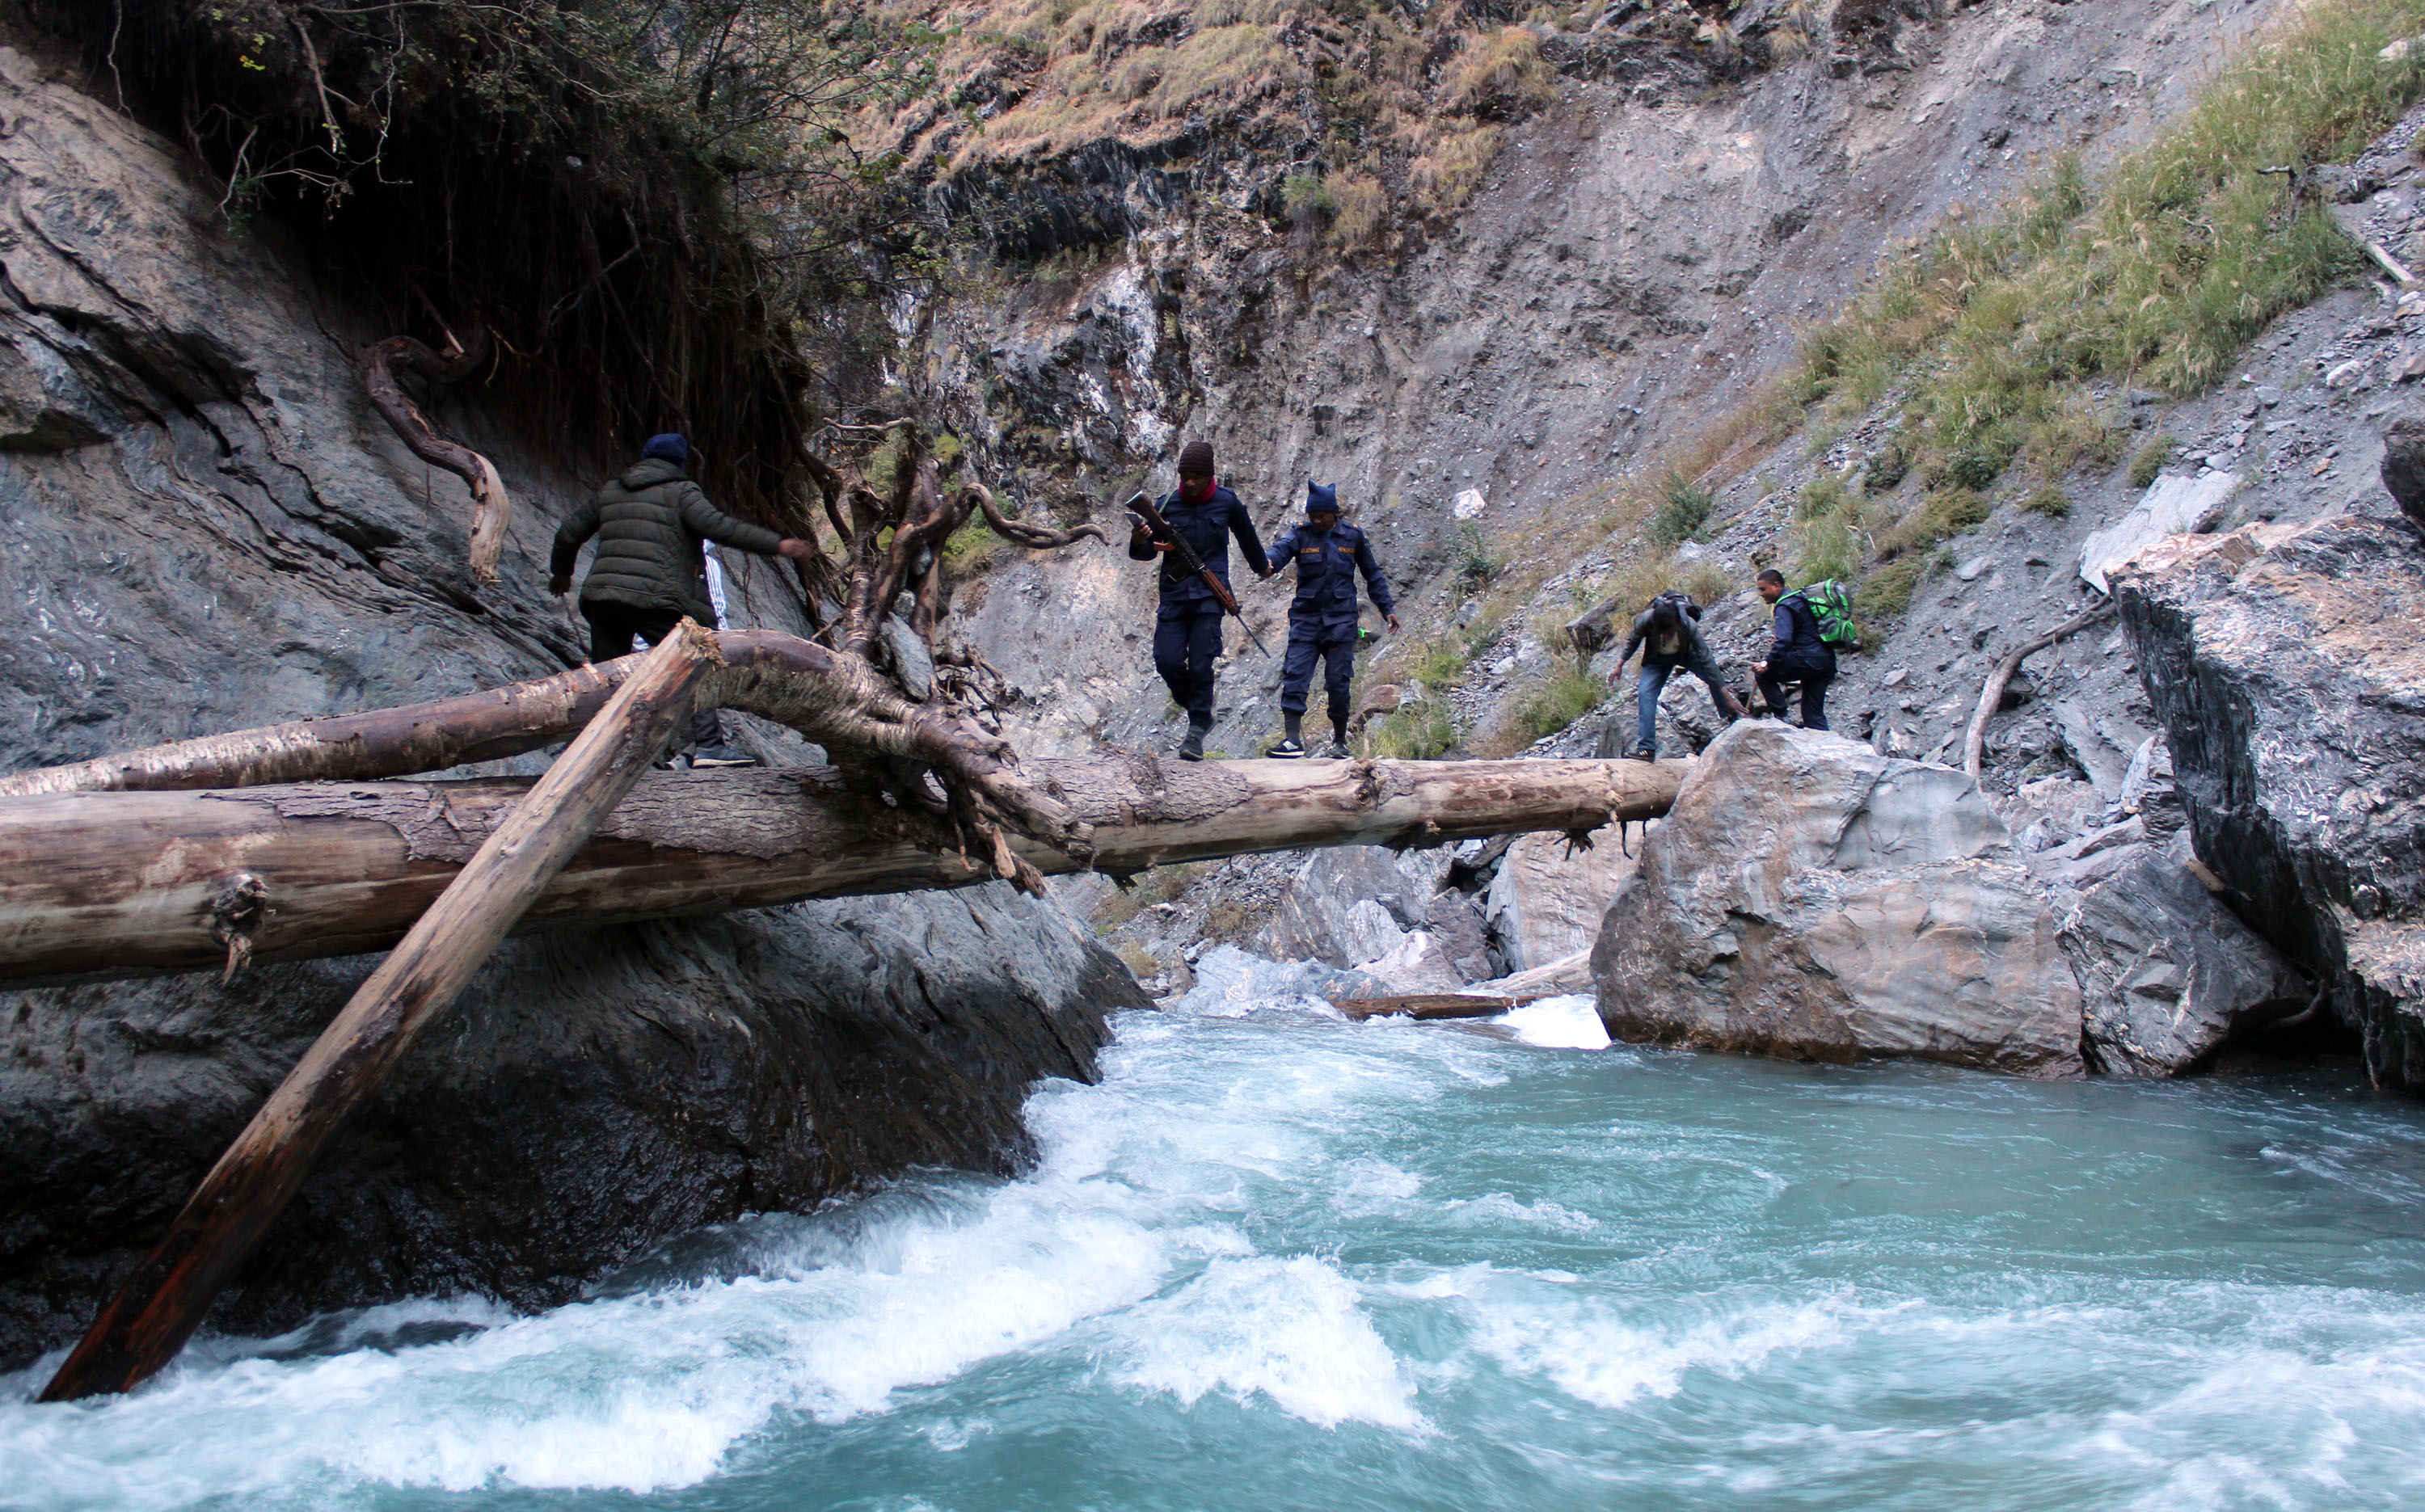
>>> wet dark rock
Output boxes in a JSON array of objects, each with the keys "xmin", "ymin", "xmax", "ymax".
[
  {"xmin": 0, "ymin": 46, "xmax": 1143, "ymax": 1371},
  {"xmin": 2116, "ymin": 514, "xmax": 2425, "ymax": 1089},
  {"xmin": 0, "ymin": 887, "xmax": 1136, "ymax": 1371},
  {"xmin": 2380, "ymin": 402, "xmax": 2425, "ymax": 527}
]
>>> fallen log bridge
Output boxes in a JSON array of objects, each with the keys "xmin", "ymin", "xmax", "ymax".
[
  {"xmin": 0, "ymin": 752, "xmax": 1680, "ymax": 988},
  {"xmin": 15, "ymin": 625, "xmax": 1681, "ymax": 1402}
]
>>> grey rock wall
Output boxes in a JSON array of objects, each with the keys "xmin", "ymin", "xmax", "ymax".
[
  {"xmin": 2116, "ymin": 513, "xmax": 2425, "ymax": 1088},
  {"xmin": 0, "ymin": 48, "xmax": 1142, "ymax": 1369}
]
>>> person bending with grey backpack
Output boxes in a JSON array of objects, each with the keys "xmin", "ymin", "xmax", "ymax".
[{"xmin": 1609, "ymin": 591, "xmax": 1744, "ymax": 762}]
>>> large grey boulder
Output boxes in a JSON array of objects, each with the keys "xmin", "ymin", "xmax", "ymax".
[
  {"xmin": 1484, "ymin": 827, "xmax": 1647, "ymax": 973},
  {"xmin": 2051, "ymin": 837, "xmax": 2309, "ymax": 1076},
  {"xmin": 1595, "ymin": 722, "xmax": 2087, "ymax": 1076},
  {"xmin": 2115, "ymin": 513, "xmax": 2425, "ymax": 1087},
  {"xmin": 1257, "ymin": 845, "xmax": 1441, "ymax": 966}
]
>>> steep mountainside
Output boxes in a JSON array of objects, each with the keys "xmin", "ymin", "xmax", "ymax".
[{"xmin": 922, "ymin": 0, "xmax": 2294, "ymax": 761}]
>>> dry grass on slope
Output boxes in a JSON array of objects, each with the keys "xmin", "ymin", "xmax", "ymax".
[
  {"xmin": 1779, "ymin": 0, "xmax": 2425, "ymax": 623},
  {"xmin": 871, "ymin": 1, "xmax": 1559, "ymax": 242}
]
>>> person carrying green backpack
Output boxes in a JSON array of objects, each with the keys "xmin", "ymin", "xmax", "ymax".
[{"xmin": 1751, "ymin": 568, "xmax": 1849, "ymax": 731}]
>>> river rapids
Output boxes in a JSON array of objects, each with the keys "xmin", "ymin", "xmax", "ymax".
[{"xmin": 7, "ymin": 969, "xmax": 2425, "ymax": 1510}]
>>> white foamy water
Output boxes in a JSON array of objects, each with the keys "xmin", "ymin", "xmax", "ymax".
[{"xmin": 9, "ymin": 986, "xmax": 2425, "ymax": 1510}]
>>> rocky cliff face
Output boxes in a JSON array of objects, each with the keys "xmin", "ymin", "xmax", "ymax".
[
  {"xmin": 0, "ymin": 48, "xmax": 1143, "ymax": 1371},
  {"xmin": 923, "ymin": 0, "xmax": 2295, "ymax": 763},
  {"xmin": 2117, "ymin": 514, "xmax": 2425, "ymax": 1088}
]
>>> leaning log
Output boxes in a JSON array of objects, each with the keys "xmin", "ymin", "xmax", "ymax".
[
  {"xmin": 37, "ymin": 630, "xmax": 716, "ymax": 1402},
  {"xmin": 0, "ymin": 755, "xmax": 1684, "ymax": 989}
]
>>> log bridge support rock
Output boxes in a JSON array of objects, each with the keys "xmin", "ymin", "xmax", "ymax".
[{"xmin": 6, "ymin": 629, "xmax": 1680, "ymax": 1400}]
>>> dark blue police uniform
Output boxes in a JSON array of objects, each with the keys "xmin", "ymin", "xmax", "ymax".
[
  {"xmin": 1269, "ymin": 497, "xmax": 1394, "ymax": 735},
  {"xmin": 1127, "ymin": 483, "xmax": 1269, "ymax": 724}
]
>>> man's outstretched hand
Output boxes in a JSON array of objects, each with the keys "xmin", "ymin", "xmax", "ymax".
[
  {"xmin": 549, "ymin": 573, "xmax": 571, "ymax": 596},
  {"xmin": 777, "ymin": 538, "xmax": 813, "ymax": 561},
  {"xmin": 1385, "ymin": 613, "xmax": 1402, "ymax": 634}
]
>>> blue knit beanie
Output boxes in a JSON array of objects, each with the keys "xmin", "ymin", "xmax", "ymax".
[
  {"xmin": 641, "ymin": 433, "xmax": 689, "ymax": 467},
  {"xmin": 1305, "ymin": 481, "xmax": 1338, "ymax": 518}
]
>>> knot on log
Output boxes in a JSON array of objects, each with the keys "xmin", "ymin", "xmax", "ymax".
[{"xmin": 209, "ymin": 871, "xmax": 268, "ymax": 983}]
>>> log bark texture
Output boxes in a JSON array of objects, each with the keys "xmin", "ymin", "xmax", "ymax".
[
  {"xmin": 36, "ymin": 630, "xmax": 714, "ymax": 1401},
  {"xmin": 0, "ymin": 630, "xmax": 1095, "ymax": 897},
  {"xmin": 0, "ymin": 755, "xmax": 1683, "ymax": 988}
]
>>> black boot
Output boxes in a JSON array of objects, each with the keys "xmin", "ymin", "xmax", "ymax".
[
  {"xmin": 1179, "ymin": 718, "xmax": 1209, "ymax": 762},
  {"xmin": 1325, "ymin": 722, "xmax": 1351, "ymax": 760},
  {"xmin": 1268, "ymin": 712, "xmax": 1306, "ymax": 759}
]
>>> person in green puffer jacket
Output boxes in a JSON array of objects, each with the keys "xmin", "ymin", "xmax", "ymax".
[{"xmin": 550, "ymin": 433, "xmax": 813, "ymax": 766}]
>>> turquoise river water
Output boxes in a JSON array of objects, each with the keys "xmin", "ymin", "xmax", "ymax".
[{"xmin": 7, "ymin": 988, "xmax": 2425, "ymax": 1510}]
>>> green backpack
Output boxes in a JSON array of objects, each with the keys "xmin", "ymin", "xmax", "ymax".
[{"xmin": 1790, "ymin": 579, "xmax": 1861, "ymax": 651}]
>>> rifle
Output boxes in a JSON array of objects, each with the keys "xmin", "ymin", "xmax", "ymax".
[{"xmin": 1127, "ymin": 491, "xmax": 1273, "ymax": 658}]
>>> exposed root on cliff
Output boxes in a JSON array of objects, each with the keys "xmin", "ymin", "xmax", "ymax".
[
  {"xmin": 356, "ymin": 325, "xmax": 513, "ymax": 583},
  {"xmin": 1963, "ymin": 601, "xmax": 2119, "ymax": 781}
]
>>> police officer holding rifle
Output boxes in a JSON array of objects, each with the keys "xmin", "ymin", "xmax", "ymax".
[{"xmin": 1126, "ymin": 439, "xmax": 1272, "ymax": 761}]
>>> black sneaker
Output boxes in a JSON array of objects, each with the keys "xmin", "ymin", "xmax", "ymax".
[
  {"xmin": 1267, "ymin": 737, "xmax": 1306, "ymax": 759},
  {"xmin": 1320, "ymin": 740, "xmax": 1352, "ymax": 760},
  {"xmin": 1630, "ymin": 748, "xmax": 1657, "ymax": 763},
  {"xmin": 690, "ymin": 744, "xmax": 757, "ymax": 769},
  {"xmin": 1178, "ymin": 725, "xmax": 1207, "ymax": 761}
]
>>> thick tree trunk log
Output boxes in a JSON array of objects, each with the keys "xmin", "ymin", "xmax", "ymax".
[
  {"xmin": 36, "ymin": 630, "xmax": 717, "ymax": 1403},
  {"xmin": 0, "ymin": 756, "xmax": 1684, "ymax": 988},
  {"xmin": 0, "ymin": 630, "xmax": 1094, "ymax": 897}
]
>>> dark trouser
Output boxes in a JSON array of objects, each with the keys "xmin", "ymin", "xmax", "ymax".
[
  {"xmin": 584, "ymin": 601, "xmax": 724, "ymax": 749},
  {"xmin": 1280, "ymin": 619, "xmax": 1356, "ymax": 731},
  {"xmin": 1757, "ymin": 660, "xmax": 1834, "ymax": 731},
  {"xmin": 1153, "ymin": 601, "xmax": 1225, "ymax": 725},
  {"xmin": 1635, "ymin": 653, "xmax": 1734, "ymax": 758}
]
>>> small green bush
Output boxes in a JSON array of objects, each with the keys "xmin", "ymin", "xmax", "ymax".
[
  {"xmin": 1453, "ymin": 523, "xmax": 1500, "ymax": 592},
  {"xmin": 2023, "ymin": 484, "xmax": 2072, "ymax": 518},
  {"xmin": 1369, "ymin": 700, "xmax": 1457, "ymax": 759},
  {"xmin": 1282, "ymin": 171, "xmax": 1335, "ymax": 231},
  {"xmin": 1651, "ymin": 476, "xmax": 1715, "ymax": 547},
  {"xmin": 1854, "ymin": 554, "xmax": 1935, "ymax": 624},
  {"xmin": 1511, "ymin": 668, "xmax": 1606, "ymax": 744},
  {"xmin": 2128, "ymin": 432, "xmax": 2178, "ymax": 490},
  {"xmin": 1794, "ymin": 512, "xmax": 1861, "ymax": 585},
  {"xmin": 1798, "ymin": 473, "xmax": 1847, "ymax": 519},
  {"xmin": 1878, "ymin": 487, "xmax": 1992, "ymax": 559}
]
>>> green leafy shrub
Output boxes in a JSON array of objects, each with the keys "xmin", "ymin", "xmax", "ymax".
[
  {"xmin": 1651, "ymin": 476, "xmax": 1715, "ymax": 547},
  {"xmin": 2128, "ymin": 432, "xmax": 2178, "ymax": 489},
  {"xmin": 1453, "ymin": 523, "xmax": 1501, "ymax": 592}
]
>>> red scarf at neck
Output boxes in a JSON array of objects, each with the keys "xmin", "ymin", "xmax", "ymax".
[{"xmin": 1179, "ymin": 474, "xmax": 1217, "ymax": 505}]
